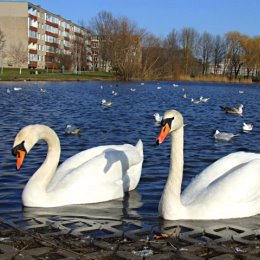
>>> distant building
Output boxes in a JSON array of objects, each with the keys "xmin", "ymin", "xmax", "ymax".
[{"xmin": 0, "ymin": 1, "xmax": 99, "ymax": 71}]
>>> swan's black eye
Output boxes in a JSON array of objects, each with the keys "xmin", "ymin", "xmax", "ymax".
[
  {"xmin": 12, "ymin": 141, "xmax": 26, "ymax": 156},
  {"xmin": 161, "ymin": 117, "xmax": 174, "ymax": 127},
  {"xmin": 161, "ymin": 119, "xmax": 167, "ymax": 127}
]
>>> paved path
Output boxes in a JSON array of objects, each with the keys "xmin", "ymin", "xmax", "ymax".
[{"xmin": 0, "ymin": 215, "xmax": 260, "ymax": 259}]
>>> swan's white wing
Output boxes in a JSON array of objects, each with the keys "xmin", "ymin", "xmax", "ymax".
[
  {"xmin": 47, "ymin": 142, "xmax": 143, "ymax": 205},
  {"xmin": 182, "ymin": 152, "xmax": 260, "ymax": 205},
  {"xmin": 48, "ymin": 143, "xmax": 140, "ymax": 188},
  {"xmin": 188, "ymin": 158, "xmax": 260, "ymax": 219}
]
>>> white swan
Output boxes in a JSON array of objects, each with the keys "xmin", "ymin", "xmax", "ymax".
[
  {"xmin": 156, "ymin": 110, "xmax": 260, "ymax": 220},
  {"xmin": 12, "ymin": 124, "xmax": 143, "ymax": 208}
]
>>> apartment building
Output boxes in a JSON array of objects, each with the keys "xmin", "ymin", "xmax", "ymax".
[{"xmin": 0, "ymin": 1, "xmax": 96, "ymax": 71}]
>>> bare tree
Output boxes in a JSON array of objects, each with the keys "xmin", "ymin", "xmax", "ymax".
[
  {"xmin": 211, "ymin": 35, "xmax": 226, "ymax": 74},
  {"xmin": 90, "ymin": 11, "xmax": 114, "ymax": 36},
  {"xmin": 162, "ymin": 29, "xmax": 182, "ymax": 78},
  {"xmin": 225, "ymin": 32, "xmax": 246, "ymax": 78},
  {"xmin": 70, "ymin": 21, "xmax": 92, "ymax": 73},
  {"xmin": 140, "ymin": 32, "xmax": 162, "ymax": 79},
  {"xmin": 90, "ymin": 11, "xmax": 144, "ymax": 80},
  {"xmin": 8, "ymin": 42, "xmax": 27, "ymax": 74},
  {"xmin": 179, "ymin": 27, "xmax": 199, "ymax": 75},
  {"xmin": 241, "ymin": 37, "xmax": 260, "ymax": 78},
  {"xmin": 197, "ymin": 32, "xmax": 214, "ymax": 75},
  {"xmin": 0, "ymin": 27, "xmax": 6, "ymax": 74},
  {"xmin": 71, "ymin": 34, "xmax": 84, "ymax": 73}
]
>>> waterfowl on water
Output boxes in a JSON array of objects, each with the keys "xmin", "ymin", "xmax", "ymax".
[
  {"xmin": 12, "ymin": 124, "xmax": 143, "ymax": 207},
  {"xmin": 155, "ymin": 110, "xmax": 260, "ymax": 220},
  {"xmin": 65, "ymin": 124, "xmax": 81, "ymax": 135},
  {"xmin": 101, "ymin": 99, "xmax": 112, "ymax": 107},
  {"xmin": 220, "ymin": 104, "xmax": 244, "ymax": 116},
  {"xmin": 214, "ymin": 130, "xmax": 239, "ymax": 142},
  {"xmin": 242, "ymin": 123, "xmax": 253, "ymax": 132}
]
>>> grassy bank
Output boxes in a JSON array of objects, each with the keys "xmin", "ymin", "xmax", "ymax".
[
  {"xmin": 178, "ymin": 74, "xmax": 253, "ymax": 84},
  {"xmin": 0, "ymin": 68, "xmax": 116, "ymax": 81},
  {"xmin": 0, "ymin": 68, "xmax": 257, "ymax": 84}
]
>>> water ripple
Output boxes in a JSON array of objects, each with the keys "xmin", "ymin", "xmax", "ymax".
[{"xmin": 1, "ymin": 81, "xmax": 259, "ymax": 224}]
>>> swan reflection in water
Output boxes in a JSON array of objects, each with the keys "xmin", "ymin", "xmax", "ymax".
[
  {"xmin": 22, "ymin": 189, "xmax": 143, "ymax": 232},
  {"xmin": 158, "ymin": 214, "xmax": 260, "ymax": 240}
]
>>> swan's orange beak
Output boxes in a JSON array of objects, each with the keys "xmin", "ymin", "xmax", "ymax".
[
  {"xmin": 16, "ymin": 150, "xmax": 26, "ymax": 170},
  {"xmin": 156, "ymin": 123, "xmax": 171, "ymax": 145},
  {"xmin": 12, "ymin": 141, "xmax": 27, "ymax": 170}
]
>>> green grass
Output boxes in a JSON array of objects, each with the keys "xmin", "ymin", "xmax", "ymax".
[{"xmin": 0, "ymin": 68, "xmax": 115, "ymax": 81}]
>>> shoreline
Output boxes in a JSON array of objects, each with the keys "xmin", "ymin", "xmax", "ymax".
[
  {"xmin": 0, "ymin": 78, "xmax": 259, "ymax": 85},
  {"xmin": 0, "ymin": 222, "xmax": 259, "ymax": 260}
]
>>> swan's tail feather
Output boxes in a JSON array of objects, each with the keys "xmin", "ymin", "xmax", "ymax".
[{"xmin": 135, "ymin": 139, "xmax": 143, "ymax": 157}]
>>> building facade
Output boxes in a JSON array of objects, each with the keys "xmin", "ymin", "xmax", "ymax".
[{"xmin": 0, "ymin": 1, "xmax": 98, "ymax": 71}]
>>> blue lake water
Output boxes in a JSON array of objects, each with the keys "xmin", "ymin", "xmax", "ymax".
[{"xmin": 0, "ymin": 81, "xmax": 260, "ymax": 232}]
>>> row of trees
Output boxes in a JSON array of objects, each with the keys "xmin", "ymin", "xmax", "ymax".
[
  {"xmin": 90, "ymin": 11, "xmax": 260, "ymax": 81},
  {"xmin": 0, "ymin": 11, "xmax": 259, "ymax": 81}
]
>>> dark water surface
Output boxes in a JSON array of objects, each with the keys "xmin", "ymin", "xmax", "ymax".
[{"xmin": 1, "ymin": 81, "xmax": 260, "ymax": 231}]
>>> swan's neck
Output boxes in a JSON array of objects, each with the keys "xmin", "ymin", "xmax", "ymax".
[
  {"xmin": 168, "ymin": 127, "xmax": 184, "ymax": 199},
  {"xmin": 23, "ymin": 126, "xmax": 60, "ymax": 205},
  {"xmin": 159, "ymin": 126, "xmax": 184, "ymax": 216}
]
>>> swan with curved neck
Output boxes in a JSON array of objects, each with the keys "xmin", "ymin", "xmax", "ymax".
[
  {"xmin": 156, "ymin": 110, "xmax": 260, "ymax": 220},
  {"xmin": 12, "ymin": 124, "xmax": 143, "ymax": 208}
]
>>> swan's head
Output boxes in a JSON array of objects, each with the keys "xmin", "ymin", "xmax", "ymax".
[
  {"xmin": 12, "ymin": 124, "xmax": 53, "ymax": 170},
  {"xmin": 156, "ymin": 110, "xmax": 183, "ymax": 145}
]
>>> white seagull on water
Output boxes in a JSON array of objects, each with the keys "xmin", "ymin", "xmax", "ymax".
[{"xmin": 214, "ymin": 130, "xmax": 239, "ymax": 142}]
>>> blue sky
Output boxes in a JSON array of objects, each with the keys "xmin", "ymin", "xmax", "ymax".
[{"xmin": 6, "ymin": 0, "xmax": 260, "ymax": 37}]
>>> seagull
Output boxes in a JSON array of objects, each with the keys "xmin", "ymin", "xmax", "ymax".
[
  {"xmin": 220, "ymin": 104, "xmax": 244, "ymax": 116},
  {"xmin": 154, "ymin": 113, "xmax": 162, "ymax": 123},
  {"xmin": 183, "ymin": 93, "xmax": 187, "ymax": 99},
  {"xmin": 199, "ymin": 96, "xmax": 210, "ymax": 102},
  {"xmin": 112, "ymin": 90, "xmax": 118, "ymax": 96},
  {"xmin": 6, "ymin": 89, "xmax": 11, "ymax": 94},
  {"xmin": 242, "ymin": 123, "xmax": 253, "ymax": 132},
  {"xmin": 130, "ymin": 88, "xmax": 136, "ymax": 92},
  {"xmin": 214, "ymin": 130, "xmax": 239, "ymax": 142},
  {"xmin": 101, "ymin": 99, "xmax": 112, "ymax": 107},
  {"xmin": 65, "ymin": 124, "xmax": 80, "ymax": 135},
  {"xmin": 14, "ymin": 87, "xmax": 22, "ymax": 91},
  {"xmin": 191, "ymin": 98, "xmax": 202, "ymax": 104}
]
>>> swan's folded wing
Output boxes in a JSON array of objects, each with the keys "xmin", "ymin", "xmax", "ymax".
[
  {"xmin": 190, "ymin": 159, "xmax": 260, "ymax": 207},
  {"xmin": 182, "ymin": 152, "xmax": 260, "ymax": 205},
  {"xmin": 48, "ymin": 144, "xmax": 141, "ymax": 190},
  {"xmin": 47, "ymin": 145, "xmax": 143, "ymax": 200}
]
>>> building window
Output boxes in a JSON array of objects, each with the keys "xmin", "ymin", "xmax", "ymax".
[
  {"xmin": 45, "ymin": 35, "xmax": 59, "ymax": 44},
  {"xmin": 29, "ymin": 30, "xmax": 37, "ymax": 39},
  {"xmin": 29, "ymin": 53, "xmax": 38, "ymax": 61},
  {"xmin": 45, "ymin": 24, "xmax": 58, "ymax": 34}
]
